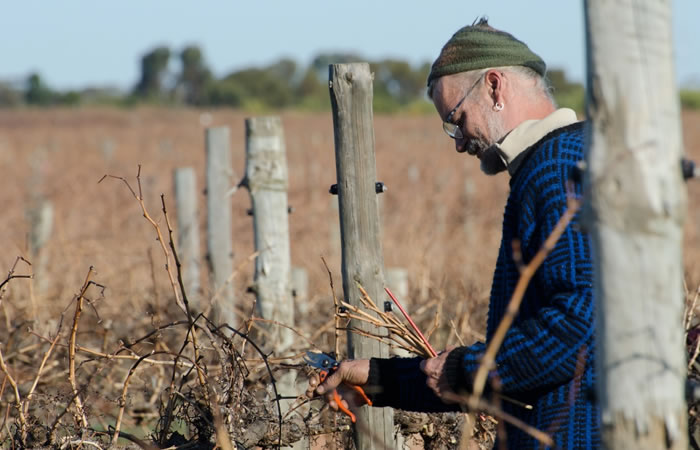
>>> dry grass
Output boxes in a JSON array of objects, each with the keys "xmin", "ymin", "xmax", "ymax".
[
  {"xmin": 0, "ymin": 107, "xmax": 514, "ymax": 341},
  {"xmin": 1, "ymin": 107, "xmax": 699, "ymax": 448}
]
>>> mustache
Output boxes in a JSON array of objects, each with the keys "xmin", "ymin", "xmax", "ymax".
[{"xmin": 463, "ymin": 135, "xmax": 490, "ymax": 156}]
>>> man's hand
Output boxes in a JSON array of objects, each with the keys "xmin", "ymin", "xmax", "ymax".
[
  {"xmin": 306, "ymin": 359, "xmax": 370, "ymax": 412},
  {"xmin": 420, "ymin": 348, "xmax": 462, "ymax": 404}
]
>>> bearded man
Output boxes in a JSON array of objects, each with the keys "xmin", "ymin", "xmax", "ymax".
[{"xmin": 308, "ymin": 19, "xmax": 599, "ymax": 449}]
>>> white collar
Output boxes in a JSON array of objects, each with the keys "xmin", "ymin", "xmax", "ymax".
[{"xmin": 493, "ymin": 108, "xmax": 579, "ymax": 176}]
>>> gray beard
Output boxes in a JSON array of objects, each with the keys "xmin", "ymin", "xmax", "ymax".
[
  {"xmin": 474, "ymin": 111, "xmax": 508, "ymax": 176},
  {"xmin": 479, "ymin": 145, "xmax": 507, "ymax": 175},
  {"xmin": 464, "ymin": 135, "xmax": 507, "ymax": 176}
]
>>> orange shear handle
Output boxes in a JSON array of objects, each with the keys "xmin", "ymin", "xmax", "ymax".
[{"xmin": 318, "ymin": 370, "xmax": 373, "ymax": 423}]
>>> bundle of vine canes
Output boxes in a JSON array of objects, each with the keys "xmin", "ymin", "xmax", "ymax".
[
  {"xmin": 338, "ymin": 284, "xmax": 436, "ymax": 359},
  {"xmin": 335, "ymin": 283, "xmax": 501, "ymax": 446},
  {"xmin": 336, "ymin": 283, "xmax": 551, "ymax": 448}
]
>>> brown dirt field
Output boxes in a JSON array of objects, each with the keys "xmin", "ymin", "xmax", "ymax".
[
  {"xmin": 0, "ymin": 107, "xmax": 513, "ymax": 337},
  {"xmin": 0, "ymin": 107, "xmax": 699, "ymax": 447},
  {"xmin": 2, "ymin": 108, "xmax": 699, "ymax": 329}
]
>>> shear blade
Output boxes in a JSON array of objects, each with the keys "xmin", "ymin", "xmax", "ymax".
[{"xmin": 304, "ymin": 350, "xmax": 336, "ymax": 370}]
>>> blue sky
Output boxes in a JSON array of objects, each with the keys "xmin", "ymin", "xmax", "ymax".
[{"xmin": 3, "ymin": 1, "xmax": 699, "ymax": 90}]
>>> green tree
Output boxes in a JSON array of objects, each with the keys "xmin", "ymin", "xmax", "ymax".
[
  {"xmin": 25, "ymin": 73, "xmax": 54, "ymax": 105},
  {"xmin": 547, "ymin": 69, "xmax": 585, "ymax": 112},
  {"xmin": 680, "ymin": 90, "xmax": 700, "ymax": 110},
  {"xmin": 294, "ymin": 67, "xmax": 328, "ymax": 110},
  {"xmin": 267, "ymin": 58, "xmax": 298, "ymax": 82},
  {"xmin": 0, "ymin": 82, "xmax": 22, "ymax": 107},
  {"xmin": 215, "ymin": 62, "xmax": 295, "ymax": 108},
  {"xmin": 369, "ymin": 59, "xmax": 432, "ymax": 113},
  {"xmin": 310, "ymin": 52, "xmax": 364, "ymax": 80},
  {"xmin": 134, "ymin": 46, "xmax": 171, "ymax": 100},
  {"xmin": 178, "ymin": 45, "xmax": 212, "ymax": 105},
  {"xmin": 205, "ymin": 79, "xmax": 246, "ymax": 106},
  {"xmin": 371, "ymin": 59, "xmax": 428, "ymax": 102},
  {"xmin": 57, "ymin": 90, "xmax": 81, "ymax": 105}
]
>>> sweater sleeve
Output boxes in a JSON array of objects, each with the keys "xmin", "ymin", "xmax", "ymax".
[
  {"xmin": 446, "ymin": 145, "xmax": 594, "ymax": 394},
  {"xmin": 366, "ymin": 357, "xmax": 461, "ymax": 413},
  {"xmin": 481, "ymin": 235, "xmax": 593, "ymax": 394}
]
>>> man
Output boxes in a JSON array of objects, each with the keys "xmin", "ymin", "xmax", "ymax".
[{"xmin": 308, "ymin": 19, "xmax": 599, "ymax": 449}]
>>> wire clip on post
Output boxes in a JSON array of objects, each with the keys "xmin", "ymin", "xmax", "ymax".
[{"xmin": 329, "ymin": 182, "xmax": 386, "ymax": 195}]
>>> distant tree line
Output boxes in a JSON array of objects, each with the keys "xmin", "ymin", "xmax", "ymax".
[{"xmin": 1, "ymin": 44, "xmax": 697, "ymax": 112}]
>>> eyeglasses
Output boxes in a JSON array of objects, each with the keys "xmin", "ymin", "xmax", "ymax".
[{"xmin": 442, "ymin": 73, "xmax": 485, "ymax": 140}]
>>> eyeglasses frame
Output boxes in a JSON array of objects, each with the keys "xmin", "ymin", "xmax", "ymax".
[{"xmin": 442, "ymin": 72, "xmax": 487, "ymax": 140}]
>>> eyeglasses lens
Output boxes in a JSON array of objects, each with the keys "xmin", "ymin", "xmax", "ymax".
[{"xmin": 443, "ymin": 122, "xmax": 463, "ymax": 139}]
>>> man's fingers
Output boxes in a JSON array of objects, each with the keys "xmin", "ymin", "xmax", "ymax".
[
  {"xmin": 326, "ymin": 391, "xmax": 355, "ymax": 414},
  {"xmin": 420, "ymin": 359, "xmax": 437, "ymax": 377},
  {"xmin": 326, "ymin": 393, "xmax": 338, "ymax": 410},
  {"xmin": 420, "ymin": 358, "xmax": 439, "ymax": 379},
  {"xmin": 326, "ymin": 395, "xmax": 351, "ymax": 411},
  {"xmin": 306, "ymin": 374, "xmax": 320, "ymax": 398},
  {"xmin": 317, "ymin": 370, "xmax": 343, "ymax": 395},
  {"xmin": 425, "ymin": 374, "xmax": 438, "ymax": 391}
]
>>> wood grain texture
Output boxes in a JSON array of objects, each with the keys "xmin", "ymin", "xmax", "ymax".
[
  {"xmin": 330, "ymin": 62, "xmax": 396, "ymax": 450},
  {"xmin": 205, "ymin": 126, "xmax": 237, "ymax": 327},
  {"xmin": 174, "ymin": 167, "xmax": 201, "ymax": 314},
  {"xmin": 245, "ymin": 116, "xmax": 294, "ymax": 350},
  {"xmin": 584, "ymin": 0, "xmax": 688, "ymax": 447}
]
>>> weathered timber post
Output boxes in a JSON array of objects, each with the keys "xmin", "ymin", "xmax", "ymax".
[
  {"xmin": 244, "ymin": 116, "xmax": 294, "ymax": 350},
  {"xmin": 329, "ymin": 197, "xmax": 341, "ymax": 258},
  {"xmin": 583, "ymin": 1, "xmax": 687, "ymax": 448},
  {"xmin": 27, "ymin": 199, "xmax": 53, "ymax": 314},
  {"xmin": 329, "ymin": 62, "xmax": 396, "ymax": 450},
  {"xmin": 292, "ymin": 266, "xmax": 309, "ymax": 317},
  {"xmin": 174, "ymin": 167, "xmax": 201, "ymax": 313},
  {"xmin": 206, "ymin": 127, "xmax": 236, "ymax": 327},
  {"xmin": 244, "ymin": 117, "xmax": 304, "ymax": 448}
]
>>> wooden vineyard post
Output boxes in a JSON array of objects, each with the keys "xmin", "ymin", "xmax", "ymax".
[
  {"xmin": 584, "ymin": 1, "xmax": 688, "ymax": 448},
  {"xmin": 244, "ymin": 116, "xmax": 294, "ymax": 351},
  {"xmin": 329, "ymin": 62, "xmax": 395, "ymax": 450},
  {"xmin": 27, "ymin": 199, "xmax": 53, "ymax": 316},
  {"xmin": 244, "ymin": 117, "xmax": 303, "ymax": 448},
  {"xmin": 205, "ymin": 127, "xmax": 237, "ymax": 327},
  {"xmin": 174, "ymin": 167, "xmax": 201, "ymax": 313},
  {"xmin": 292, "ymin": 266, "xmax": 309, "ymax": 317}
]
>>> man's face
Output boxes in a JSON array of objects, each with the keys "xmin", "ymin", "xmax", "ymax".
[{"xmin": 432, "ymin": 73, "xmax": 508, "ymax": 175}]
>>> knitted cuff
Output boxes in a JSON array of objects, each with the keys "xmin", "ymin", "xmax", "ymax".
[
  {"xmin": 367, "ymin": 358, "xmax": 382, "ymax": 389},
  {"xmin": 367, "ymin": 358, "xmax": 400, "ymax": 405},
  {"xmin": 444, "ymin": 347, "xmax": 471, "ymax": 393}
]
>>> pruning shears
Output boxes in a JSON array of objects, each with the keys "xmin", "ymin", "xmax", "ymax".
[{"xmin": 304, "ymin": 351, "xmax": 372, "ymax": 423}]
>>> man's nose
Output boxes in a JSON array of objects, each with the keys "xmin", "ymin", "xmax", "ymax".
[{"xmin": 455, "ymin": 138, "xmax": 467, "ymax": 153}]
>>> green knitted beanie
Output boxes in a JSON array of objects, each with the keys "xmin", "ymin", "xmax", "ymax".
[{"xmin": 427, "ymin": 19, "xmax": 546, "ymax": 86}]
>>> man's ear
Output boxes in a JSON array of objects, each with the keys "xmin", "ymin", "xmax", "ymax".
[{"xmin": 485, "ymin": 70, "xmax": 505, "ymax": 105}]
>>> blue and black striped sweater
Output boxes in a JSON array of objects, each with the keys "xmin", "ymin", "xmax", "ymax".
[{"xmin": 368, "ymin": 121, "xmax": 600, "ymax": 449}]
